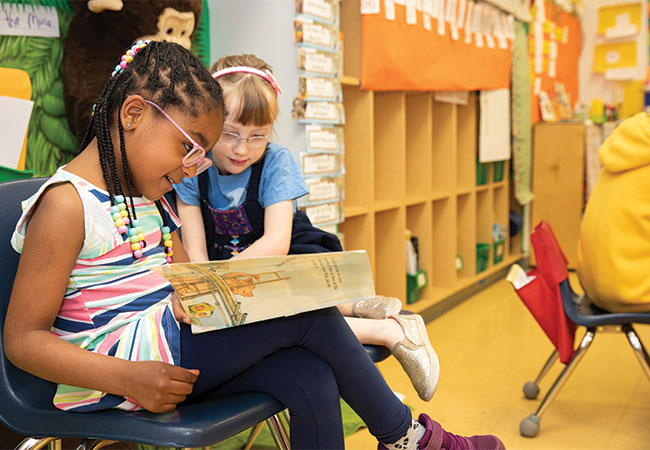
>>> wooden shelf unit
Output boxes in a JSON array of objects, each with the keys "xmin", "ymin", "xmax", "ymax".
[{"xmin": 340, "ymin": 87, "xmax": 522, "ymax": 314}]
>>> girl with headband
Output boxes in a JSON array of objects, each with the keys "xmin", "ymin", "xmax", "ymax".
[{"xmin": 173, "ymin": 54, "xmax": 442, "ymax": 403}]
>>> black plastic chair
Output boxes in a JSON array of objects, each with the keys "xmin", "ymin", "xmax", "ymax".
[
  {"xmin": 519, "ymin": 279, "xmax": 650, "ymax": 438},
  {"xmin": 0, "ymin": 178, "xmax": 292, "ymax": 450}
]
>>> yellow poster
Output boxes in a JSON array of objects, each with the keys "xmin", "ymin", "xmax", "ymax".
[
  {"xmin": 597, "ymin": 3, "xmax": 641, "ymax": 38},
  {"xmin": 593, "ymin": 41, "xmax": 637, "ymax": 73}
]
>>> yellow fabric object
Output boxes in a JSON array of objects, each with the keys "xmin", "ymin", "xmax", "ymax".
[
  {"xmin": 578, "ymin": 112, "xmax": 650, "ymax": 312},
  {"xmin": 0, "ymin": 68, "xmax": 32, "ymax": 171}
]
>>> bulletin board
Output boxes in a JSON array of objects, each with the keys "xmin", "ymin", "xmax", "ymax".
[
  {"xmin": 529, "ymin": 1, "xmax": 581, "ymax": 123},
  {"xmin": 360, "ymin": 2, "xmax": 513, "ymax": 91}
]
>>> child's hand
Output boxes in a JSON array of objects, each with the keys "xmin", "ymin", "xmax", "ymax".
[
  {"xmin": 128, "ymin": 361, "xmax": 199, "ymax": 413},
  {"xmin": 171, "ymin": 292, "xmax": 191, "ymax": 325}
]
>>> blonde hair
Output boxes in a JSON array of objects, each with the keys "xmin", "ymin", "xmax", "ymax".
[{"xmin": 210, "ymin": 54, "xmax": 279, "ymax": 127}]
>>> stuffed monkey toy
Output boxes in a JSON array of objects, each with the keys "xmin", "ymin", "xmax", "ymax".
[{"xmin": 62, "ymin": 0, "xmax": 202, "ymax": 142}]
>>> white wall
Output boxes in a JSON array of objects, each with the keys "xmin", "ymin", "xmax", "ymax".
[
  {"xmin": 207, "ymin": 0, "xmax": 306, "ymax": 157},
  {"xmin": 578, "ymin": 0, "xmax": 647, "ymax": 105}
]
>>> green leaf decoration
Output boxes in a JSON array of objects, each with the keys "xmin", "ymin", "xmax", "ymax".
[
  {"xmin": 191, "ymin": 0, "xmax": 210, "ymax": 68},
  {"xmin": 0, "ymin": 7, "xmax": 77, "ymax": 177}
]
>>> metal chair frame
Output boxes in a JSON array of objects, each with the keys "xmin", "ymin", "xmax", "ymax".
[{"xmin": 520, "ymin": 279, "xmax": 650, "ymax": 437}]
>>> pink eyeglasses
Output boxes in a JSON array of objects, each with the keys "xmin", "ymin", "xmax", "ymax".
[{"xmin": 144, "ymin": 100, "xmax": 213, "ymax": 176}]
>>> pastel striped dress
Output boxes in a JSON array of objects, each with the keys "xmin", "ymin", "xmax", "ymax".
[{"xmin": 11, "ymin": 169, "xmax": 182, "ymax": 412}]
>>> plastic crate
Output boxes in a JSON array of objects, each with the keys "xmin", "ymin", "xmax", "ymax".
[
  {"xmin": 476, "ymin": 243, "xmax": 490, "ymax": 274},
  {"xmin": 493, "ymin": 160, "xmax": 505, "ymax": 182},
  {"xmin": 0, "ymin": 166, "xmax": 34, "ymax": 183}
]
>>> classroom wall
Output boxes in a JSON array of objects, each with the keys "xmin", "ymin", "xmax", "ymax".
[
  {"xmin": 578, "ymin": 0, "xmax": 648, "ymax": 106},
  {"xmin": 207, "ymin": 0, "xmax": 306, "ymax": 158}
]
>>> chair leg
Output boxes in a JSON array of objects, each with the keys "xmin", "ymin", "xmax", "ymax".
[
  {"xmin": 74, "ymin": 439, "xmax": 117, "ymax": 450},
  {"xmin": 523, "ymin": 349, "xmax": 559, "ymax": 399},
  {"xmin": 623, "ymin": 324, "xmax": 650, "ymax": 382},
  {"xmin": 15, "ymin": 438, "xmax": 58, "ymax": 450},
  {"xmin": 243, "ymin": 422, "xmax": 266, "ymax": 450},
  {"xmin": 267, "ymin": 413, "xmax": 291, "ymax": 450},
  {"xmin": 520, "ymin": 328, "xmax": 596, "ymax": 438}
]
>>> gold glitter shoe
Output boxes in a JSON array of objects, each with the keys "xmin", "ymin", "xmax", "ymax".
[
  {"xmin": 352, "ymin": 295, "xmax": 402, "ymax": 319},
  {"xmin": 390, "ymin": 313, "xmax": 440, "ymax": 402}
]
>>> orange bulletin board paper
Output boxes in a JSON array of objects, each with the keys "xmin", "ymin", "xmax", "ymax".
[
  {"xmin": 530, "ymin": 1, "xmax": 581, "ymax": 124},
  {"xmin": 361, "ymin": 4, "xmax": 512, "ymax": 91}
]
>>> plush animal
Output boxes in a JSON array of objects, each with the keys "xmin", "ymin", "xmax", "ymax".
[{"xmin": 62, "ymin": 0, "xmax": 202, "ymax": 141}]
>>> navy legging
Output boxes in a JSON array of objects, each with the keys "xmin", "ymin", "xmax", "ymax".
[{"xmin": 180, "ymin": 307, "xmax": 411, "ymax": 449}]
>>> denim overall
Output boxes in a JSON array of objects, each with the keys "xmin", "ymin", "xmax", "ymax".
[{"xmin": 198, "ymin": 155, "xmax": 342, "ymax": 261}]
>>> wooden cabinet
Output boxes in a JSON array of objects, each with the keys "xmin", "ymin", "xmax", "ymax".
[{"xmin": 531, "ymin": 122, "xmax": 585, "ymax": 269}]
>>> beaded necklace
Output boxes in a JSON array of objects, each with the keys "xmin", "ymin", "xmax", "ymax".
[
  {"xmin": 110, "ymin": 194, "xmax": 173, "ymax": 262},
  {"xmin": 108, "ymin": 39, "xmax": 173, "ymax": 263}
]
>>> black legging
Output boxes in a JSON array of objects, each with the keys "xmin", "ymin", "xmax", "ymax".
[{"xmin": 180, "ymin": 307, "xmax": 411, "ymax": 449}]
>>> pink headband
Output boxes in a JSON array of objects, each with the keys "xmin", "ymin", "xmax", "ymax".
[{"xmin": 212, "ymin": 66, "xmax": 283, "ymax": 96}]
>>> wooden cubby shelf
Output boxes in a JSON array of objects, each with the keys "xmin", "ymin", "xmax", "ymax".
[
  {"xmin": 340, "ymin": 88, "xmax": 522, "ymax": 315},
  {"xmin": 339, "ymin": 1, "xmax": 522, "ymax": 315}
]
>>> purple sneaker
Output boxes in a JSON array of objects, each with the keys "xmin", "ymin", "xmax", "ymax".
[
  {"xmin": 377, "ymin": 414, "xmax": 505, "ymax": 450},
  {"xmin": 418, "ymin": 414, "xmax": 506, "ymax": 450}
]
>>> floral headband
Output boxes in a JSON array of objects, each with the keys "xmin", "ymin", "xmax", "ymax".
[
  {"xmin": 111, "ymin": 39, "xmax": 151, "ymax": 78},
  {"xmin": 212, "ymin": 66, "xmax": 283, "ymax": 96}
]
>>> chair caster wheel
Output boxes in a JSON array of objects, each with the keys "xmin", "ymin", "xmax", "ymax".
[
  {"xmin": 520, "ymin": 414, "xmax": 540, "ymax": 437},
  {"xmin": 523, "ymin": 381, "xmax": 539, "ymax": 399}
]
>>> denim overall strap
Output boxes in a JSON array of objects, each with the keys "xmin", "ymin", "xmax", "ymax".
[{"xmin": 198, "ymin": 158, "xmax": 266, "ymax": 260}]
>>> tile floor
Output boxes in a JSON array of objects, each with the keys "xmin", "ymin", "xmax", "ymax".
[{"xmin": 344, "ymin": 275, "xmax": 650, "ymax": 450}]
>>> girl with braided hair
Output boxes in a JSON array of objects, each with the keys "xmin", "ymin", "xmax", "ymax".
[{"xmin": 5, "ymin": 41, "xmax": 505, "ymax": 450}]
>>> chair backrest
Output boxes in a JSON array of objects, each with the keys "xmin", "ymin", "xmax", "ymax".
[{"xmin": 0, "ymin": 178, "xmax": 60, "ymax": 425}]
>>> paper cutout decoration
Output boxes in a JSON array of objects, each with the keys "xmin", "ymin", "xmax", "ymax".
[
  {"xmin": 0, "ymin": 68, "xmax": 33, "ymax": 171},
  {"xmin": 593, "ymin": 40, "xmax": 637, "ymax": 73},
  {"xmin": 597, "ymin": 3, "xmax": 641, "ymax": 39}
]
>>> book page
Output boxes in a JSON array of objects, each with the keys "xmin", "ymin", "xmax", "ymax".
[{"xmin": 152, "ymin": 251, "xmax": 375, "ymax": 333}]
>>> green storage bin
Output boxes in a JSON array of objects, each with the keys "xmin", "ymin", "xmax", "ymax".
[
  {"xmin": 493, "ymin": 160, "xmax": 505, "ymax": 182},
  {"xmin": 476, "ymin": 243, "xmax": 490, "ymax": 274},
  {"xmin": 476, "ymin": 161, "xmax": 489, "ymax": 185},
  {"xmin": 493, "ymin": 238, "xmax": 505, "ymax": 264},
  {"xmin": 406, "ymin": 270, "xmax": 427, "ymax": 304},
  {"xmin": 0, "ymin": 166, "xmax": 34, "ymax": 183}
]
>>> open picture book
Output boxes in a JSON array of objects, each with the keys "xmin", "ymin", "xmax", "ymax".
[{"xmin": 152, "ymin": 250, "xmax": 375, "ymax": 334}]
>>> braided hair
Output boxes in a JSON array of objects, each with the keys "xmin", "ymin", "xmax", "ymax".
[{"xmin": 79, "ymin": 40, "xmax": 225, "ymax": 247}]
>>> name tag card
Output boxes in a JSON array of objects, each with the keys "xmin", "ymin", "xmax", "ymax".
[{"xmin": 0, "ymin": 4, "xmax": 59, "ymax": 38}]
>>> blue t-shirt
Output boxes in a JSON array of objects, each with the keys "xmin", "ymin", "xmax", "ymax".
[{"xmin": 174, "ymin": 143, "xmax": 308, "ymax": 210}]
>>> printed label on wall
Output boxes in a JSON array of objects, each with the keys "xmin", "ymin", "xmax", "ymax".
[
  {"xmin": 304, "ymin": 177, "xmax": 342, "ymax": 203},
  {"xmin": 298, "ymin": 47, "xmax": 340, "ymax": 77},
  {"xmin": 303, "ymin": 202, "xmax": 342, "ymax": 225},
  {"xmin": 306, "ymin": 125, "xmax": 344, "ymax": 152},
  {"xmin": 301, "ymin": 152, "xmax": 341, "ymax": 175},
  {"xmin": 299, "ymin": 77, "xmax": 342, "ymax": 101}
]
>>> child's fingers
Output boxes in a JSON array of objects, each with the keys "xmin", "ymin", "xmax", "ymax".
[
  {"xmin": 169, "ymin": 365, "xmax": 200, "ymax": 384},
  {"xmin": 171, "ymin": 293, "xmax": 191, "ymax": 324}
]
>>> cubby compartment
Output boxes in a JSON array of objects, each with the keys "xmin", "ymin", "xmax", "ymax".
[
  {"xmin": 342, "ymin": 86, "xmax": 373, "ymax": 215},
  {"xmin": 339, "ymin": 212, "xmax": 375, "ymax": 270},
  {"xmin": 431, "ymin": 101, "xmax": 456, "ymax": 197},
  {"xmin": 457, "ymin": 93, "xmax": 477, "ymax": 192},
  {"xmin": 456, "ymin": 193, "xmax": 477, "ymax": 280},
  {"xmin": 493, "ymin": 185, "xmax": 509, "ymax": 264},
  {"xmin": 406, "ymin": 202, "xmax": 432, "ymax": 302},
  {"xmin": 476, "ymin": 189, "xmax": 493, "ymax": 273},
  {"xmin": 374, "ymin": 208, "xmax": 406, "ymax": 299},
  {"xmin": 406, "ymin": 93, "xmax": 433, "ymax": 202},
  {"xmin": 374, "ymin": 92, "xmax": 406, "ymax": 207},
  {"xmin": 431, "ymin": 198, "xmax": 456, "ymax": 289}
]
